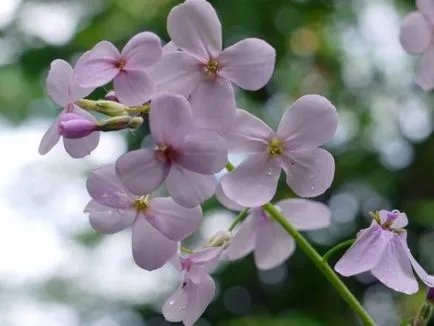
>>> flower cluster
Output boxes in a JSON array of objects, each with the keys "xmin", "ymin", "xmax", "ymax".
[{"xmin": 37, "ymin": 0, "xmax": 434, "ymax": 324}]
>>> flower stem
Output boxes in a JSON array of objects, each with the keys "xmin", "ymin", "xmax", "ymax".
[
  {"xmin": 262, "ymin": 203, "xmax": 375, "ymax": 325},
  {"xmin": 228, "ymin": 209, "xmax": 249, "ymax": 231},
  {"xmin": 322, "ymin": 239, "xmax": 355, "ymax": 263}
]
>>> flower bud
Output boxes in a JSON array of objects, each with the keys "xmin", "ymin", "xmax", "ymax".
[
  {"xmin": 99, "ymin": 115, "xmax": 144, "ymax": 132},
  {"xmin": 427, "ymin": 287, "xmax": 434, "ymax": 304},
  {"xmin": 205, "ymin": 230, "xmax": 231, "ymax": 248},
  {"xmin": 104, "ymin": 90, "xmax": 119, "ymax": 102},
  {"xmin": 58, "ymin": 113, "xmax": 97, "ymax": 139}
]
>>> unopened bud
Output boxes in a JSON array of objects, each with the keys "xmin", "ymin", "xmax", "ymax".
[
  {"xmin": 99, "ymin": 115, "xmax": 144, "ymax": 132},
  {"xmin": 128, "ymin": 116, "xmax": 144, "ymax": 129},
  {"xmin": 104, "ymin": 90, "xmax": 119, "ymax": 102},
  {"xmin": 205, "ymin": 230, "xmax": 231, "ymax": 248},
  {"xmin": 95, "ymin": 100, "xmax": 128, "ymax": 117},
  {"xmin": 58, "ymin": 113, "xmax": 98, "ymax": 139},
  {"xmin": 427, "ymin": 287, "xmax": 434, "ymax": 304}
]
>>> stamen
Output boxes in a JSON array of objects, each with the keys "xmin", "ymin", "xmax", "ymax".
[
  {"xmin": 155, "ymin": 144, "xmax": 178, "ymax": 162},
  {"xmin": 116, "ymin": 59, "xmax": 126, "ymax": 70},
  {"xmin": 203, "ymin": 59, "xmax": 219, "ymax": 79},
  {"xmin": 267, "ymin": 138, "xmax": 284, "ymax": 157},
  {"xmin": 133, "ymin": 194, "xmax": 151, "ymax": 212}
]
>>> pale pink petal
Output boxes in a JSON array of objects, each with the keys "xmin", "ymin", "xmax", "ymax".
[
  {"xmin": 184, "ymin": 274, "xmax": 216, "ymax": 326},
  {"xmin": 275, "ymin": 198, "xmax": 331, "ymax": 230},
  {"xmin": 115, "ymin": 148, "xmax": 169, "ymax": 195},
  {"xmin": 86, "ymin": 165, "xmax": 133, "ymax": 209},
  {"xmin": 187, "ymin": 265, "xmax": 208, "ymax": 285},
  {"xmin": 113, "ymin": 70, "xmax": 155, "ymax": 106},
  {"xmin": 335, "ymin": 225, "xmax": 393, "ymax": 276},
  {"xmin": 417, "ymin": 0, "xmax": 434, "ymax": 24},
  {"xmin": 132, "ymin": 216, "xmax": 177, "ymax": 270},
  {"xmin": 162, "ymin": 283, "xmax": 188, "ymax": 322},
  {"xmin": 165, "ymin": 164, "xmax": 216, "ymax": 207},
  {"xmin": 400, "ymin": 12, "xmax": 432, "ymax": 55},
  {"xmin": 282, "ymin": 148, "xmax": 335, "ymax": 198},
  {"xmin": 218, "ymin": 38, "xmax": 275, "ymax": 90},
  {"xmin": 147, "ymin": 52, "xmax": 202, "ymax": 96},
  {"xmin": 38, "ymin": 117, "xmax": 61, "ymax": 155},
  {"xmin": 416, "ymin": 45, "xmax": 434, "ymax": 91},
  {"xmin": 226, "ymin": 212, "xmax": 259, "ymax": 261},
  {"xmin": 167, "ymin": 0, "xmax": 222, "ymax": 60},
  {"xmin": 85, "ymin": 200, "xmax": 135, "ymax": 234},
  {"xmin": 121, "ymin": 32, "xmax": 162, "ymax": 68},
  {"xmin": 46, "ymin": 59, "xmax": 73, "ymax": 107},
  {"xmin": 162, "ymin": 41, "xmax": 180, "ymax": 53},
  {"xmin": 371, "ymin": 234, "xmax": 418, "ymax": 294},
  {"xmin": 189, "ymin": 247, "xmax": 223, "ymax": 265},
  {"xmin": 70, "ymin": 51, "xmax": 95, "ymax": 101},
  {"xmin": 176, "ymin": 129, "xmax": 227, "ymax": 174},
  {"xmin": 189, "ymin": 78, "xmax": 237, "ymax": 133},
  {"xmin": 378, "ymin": 210, "xmax": 408, "ymax": 229},
  {"xmin": 254, "ymin": 215, "xmax": 296, "ymax": 270},
  {"xmin": 221, "ymin": 153, "xmax": 281, "ymax": 208},
  {"xmin": 277, "ymin": 95, "xmax": 338, "ymax": 149},
  {"xmin": 149, "ymin": 92, "xmax": 193, "ymax": 146},
  {"xmin": 226, "ymin": 109, "xmax": 273, "ymax": 153},
  {"xmin": 75, "ymin": 41, "xmax": 120, "ymax": 88},
  {"xmin": 170, "ymin": 254, "xmax": 183, "ymax": 271},
  {"xmin": 215, "ymin": 183, "xmax": 244, "ymax": 211},
  {"xmin": 147, "ymin": 197, "xmax": 202, "ymax": 241}
]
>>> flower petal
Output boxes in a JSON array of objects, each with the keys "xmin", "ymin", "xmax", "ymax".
[
  {"xmin": 46, "ymin": 59, "xmax": 73, "ymax": 107},
  {"xmin": 226, "ymin": 109, "xmax": 273, "ymax": 154},
  {"xmin": 176, "ymin": 129, "xmax": 228, "ymax": 174},
  {"xmin": 220, "ymin": 153, "xmax": 280, "ymax": 207},
  {"xmin": 115, "ymin": 148, "xmax": 169, "ymax": 195},
  {"xmin": 275, "ymin": 198, "xmax": 331, "ymax": 230},
  {"xmin": 417, "ymin": 0, "xmax": 434, "ymax": 24},
  {"xmin": 254, "ymin": 215, "xmax": 296, "ymax": 270},
  {"xmin": 85, "ymin": 200, "xmax": 135, "ymax": 234},
  {"xmin": 215, "ymin": 183, "xmax": 244, "ymax": 211},
  {"xmin": 400, "ymin": 12, "xmax": 432, "ymax": 55},
  {"xmin": 162, "ymin": 283, "xmax": 189, "ymax": 322},
  {"xmin": 132, "ymin": 216, "xmax": 177, "ymax": 270},
  {"xmin": 218, "ymin": 38, "xmax": 275, "ymax": 90},
  {"xmin": 165, "ymin": 164, "xmax": 216, "ymax": 208},
  {"xmin": 113, "ymin": 70, "xmax": 155, "ymax": 106},
  {"xmin": 86, "ymin": 164, "xmax": 133, "ymax": 209},
  {"xmin": 38, "ymin": 117, "xmax": 61, "ymax": 155},
  {"xmin": 189, "ymin": 78, "xmax": 237, "ymax": 133},
  {"xmin": 121, "ymin": 32, "xmax": 162, "ymax": 68},
  {"xmin": 147, "ymin": 197, "xmax": 202, "ymax": 241},
  {"xmin": 282, "ymin": 148, "xmax": 335, "ymax": 198},
  {"xmin": 335, "ymin": 225, "xmax": 393, "ymax": 276},
  {"xmin": 70, "ymin": 51, "xmax": 95, "ymax": 101},
  {"xmin": 378, "ymin": 210, "xmax": 408, "ymax": 229},
  {"xmin": 416, "ymin": 45, "xmax": 434, "ymax": 91},
  {"xmin": 226, "ymin": 212, "xmax": 258, "ymax": 261},
  {"xmin": 371, "ymin": 234, "xmax": 418, "ymax": 294},
  {"xmin": 277, "ymin": 95, "xmax": 338, "ymax": 149},
  {"xmin": 147, "ymin": 52, "xmax": 202, "ymax": 97},
  {"xmin": 184, "ymin": 274, "xmax": 216, "ymax": 326},
  {"xmin": 149, "ymin": 92, "xmax": 193, "ymax": 147},
  {"xmin": 167, "ymin": 0, "xmax": 222, "ymax": 60},
  {"xmin": 75, "ymin": 41, "xmax": 120, "ymax": 88},
  {"xmin": 189, "ymin": 247, "xmax": 223, "ymax": 265}
]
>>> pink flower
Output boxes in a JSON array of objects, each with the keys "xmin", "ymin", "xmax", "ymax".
[
  {"xmin": 162, "ymin": 247, "xmax": 222, "ymax": 326},
  {"xmin": 115, "ymin": 92, "xmax": 228, "ymax": 208},
  {"xmin": 148, "ymin": 0, "xmax": 276, "ymax": 132},
  {"xmin": 335, "ymin": 210, "xmax": 434, "ymax": 294},
  {"xmin": 58, "ymin": 112, "xmax": 98, "ymax": 138},
  {"xmin": 39, "ymin": 58, "xmax": 100, "ymax": 158},
  {"xmin": 85, "ymin": 164, "xmax": 202, "ymax": 270},
  {"xmin": 217, "ymin": 186, "xmax": 331, "ymax": 270},
  {"xmin": 400, "ymin": 0, "xmax": 434, "ymax": 90},
  {"xmin": 220, "ymin": 94, "xmax": 338, "ymax": 208},
  {"xmin": 75, "ymin": 32, "xmax": 162, "ymax": 106}
]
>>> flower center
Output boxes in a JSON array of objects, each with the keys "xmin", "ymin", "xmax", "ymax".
[
  {"xmin": 383, "ymin": 210, "xmax": 400, "ymax": 228},
  {"xmin": 180, "ymin": 258, "xmax": 192, "ymax": 272},
  {"xmin": 116, "ymin": 59, "xmax": 126, "ymax": 70},
  {"xmin": 203, "ymin": 58, "xmax": 219, "ymax": 79},
  {"xmin": 267, "ymin": 137, "xmax": 284, "ymax": 157},
  {"xmin": 155, "ymin": 144, "xmax": 178, "ymax": 162},
  {"xmin": 133, "ymin": 194, "xmax": 151, "ymax": 212}
]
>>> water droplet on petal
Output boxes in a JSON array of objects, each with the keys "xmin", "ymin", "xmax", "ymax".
[
  {"xmin": 311, "ymin": 185, "xmax": 315, "ymax": 191},
  {"xmin": 309, "ymin": 174, "xmax": 314, "ymax": 179},
  {"xmin": 265, "ymin": 168, "xmax": 274, "ymax": 176}
]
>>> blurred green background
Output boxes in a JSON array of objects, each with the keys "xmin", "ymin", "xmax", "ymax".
[{"xmin": 1, "ymin": 0, "xmax": 433, "ymax": 325}]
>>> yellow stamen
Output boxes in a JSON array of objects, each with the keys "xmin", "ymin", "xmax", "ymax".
[
  {"xmin": 267, "ymin": 138, "xmax": 284, "ymax": 157},
  {"xmin": 133, "ymin": 194, "xmax": 151, "ymax": 212},
  {"xmin": 203, "ymin": 59, "xmax": 219, "ymax": 78}
]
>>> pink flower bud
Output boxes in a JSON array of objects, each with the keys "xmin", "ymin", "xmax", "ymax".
[
  {"xmin": 104, "ymin": 90, "xmax": 119, "ymax": 102},
  {"xmin": 58, "ymin": 113, "xmax": 98, "ymax": 139}
]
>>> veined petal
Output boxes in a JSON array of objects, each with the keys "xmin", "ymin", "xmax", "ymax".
[
  {"xmin": 46, "ymin": 59, "xmax": 73, "ymax": 107},
  {"xmin": 277, "ymin": 95, "xmax": 338, "ymax": 149},
  {"xmin": 417, "ymin": 0, "xmax": 434, "ymax": 24},
  {"xmin": 275, "ymin": 198, "xmax": 331, "ymax": 230},
  {"xmin": 220, "ymin": 153, "xmax": 281, "ymax": 208},
  {"xmin": 335, "ymin": 225, "xmax": 393, "ymax": 276},
  {"xmin": 149, "ymin": 92, "xmax": 193, "ymax": 147},
  {"xmin": 70, "ymin": 51, "xmax": 95, "ymax": 101},
  {"xmin": 226, "ymin": 109, "xmax": 273, "ymax": 154},
  {"xmin": 147, "ymin": 197, "xmax": 202, "ymax": 241},
  {"xmin": 86, "ymin": 164, "xmax": 133, "ymax": 209},
  {"xmin": 416, "ymin": 45, "xmax": 434, "ymax": 91},
  {"xmin": 400, "ymin": 12, "xmax": 432, "ymax": 55},
  {"xmin": 115, "ymin": 148, "xmax": 169, "ymax": 195},
  {"xmin": 114, "ymin": 70, "xmax": 155, "ymax": 106},
  {"xmin": 167, "ymin": 0, "xmax": 222, "ymax": 60},
  {"xmin": 132, "ymin": 216, "xmax": 177, "ymax": 270},
  {"xmin": 38, "ymin": 116, "xmax": 61, "ymax": 155},
  {"xmin": 162, "ymin": 283, "xmax": 189, "ymax": 322},
  {"xmin": 176, "ymin": 129, "xmax": 228, "ymax": 174},
  {"xmin": 85, "ymin": 200, "xmax": 135, "ymax": 234},
  {"xmin": 189, "ymin": 247, "xmax": 223, "ymax": 265},
  {"xmin": 215, "ymin": 183, "xmax": 244, "ymax": 211},
  {"xmin": 226, "ymin": 212, "xmax": 258, "ymax": 261},
  {"xmin": 165, "ymin": 164, "xmax": 216, "ymax": 208},
  {"xmin": 122, "ymin": 32, "xmax": 162, "ymax": 68},
  {"xmin": 371, "ymin": 234, "xmax": 418, "ymax": 294},
  {"xmin": 189, "ymin": 78, "xmax": 237, "ymax": 133},
  {"xmin": 282, "ymin": 148, "xmax": 335, "ymax": 198},
  {"xmin": 184, "ymin": 274, "xmax": 216, "ymax": 326},
  {"xmin": 254, "ymin": 215, "xmax": 296, "ymax": 270},
  {"xmin": 218, "ymin": 38, "xmax": 276, "ymax": 90}
]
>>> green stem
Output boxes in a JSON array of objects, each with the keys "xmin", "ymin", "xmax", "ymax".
[
  {"xmin": 229, "ymin": 209, "xmax": 249, "ymax": 231},
  {"xmin": 322, "ymin": 239, "xmax": 355, "ymax": 263},
  {"xmin": 262, "ymin": 203, "xmax": 375, "ymax": 325}
]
